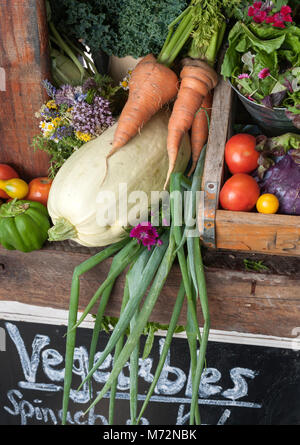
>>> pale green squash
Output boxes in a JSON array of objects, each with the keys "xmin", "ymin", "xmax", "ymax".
[{"xmin": 47, "ymin": 109, "xmax": 191, "ymax": 247}]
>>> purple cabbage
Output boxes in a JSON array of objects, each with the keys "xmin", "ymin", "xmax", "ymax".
[{"xmin": 258, "ymin": 154, "xmax": 300, "ymax": 215}]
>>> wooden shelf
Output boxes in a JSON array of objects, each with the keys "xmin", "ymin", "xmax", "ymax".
[{"xmin": 0, "ymin": 243, "xmax": 299, "ymax": 338}]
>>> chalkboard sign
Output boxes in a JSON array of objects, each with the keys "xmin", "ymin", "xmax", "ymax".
[{"xmin": 1, "ymin": 320, "xmax": 300, "ymax": 425}]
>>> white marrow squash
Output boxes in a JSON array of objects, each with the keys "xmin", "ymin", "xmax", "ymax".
[{"xmin": 47, "ymin": 109, "xmax": 191, "ymax": 247}]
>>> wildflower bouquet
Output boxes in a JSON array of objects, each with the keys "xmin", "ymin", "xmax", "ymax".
[
  {"xmin": 32, "ymin": 76, "xmax": 127, "ymax": 177},
  {"xmin": 221, "ymin": 0, "xmax": 300, "ymax": 128}
]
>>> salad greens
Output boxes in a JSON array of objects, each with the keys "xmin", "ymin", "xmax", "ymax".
[{"xmin": 221, "ymin": 15, "xmax": 300, "ymax": 128}]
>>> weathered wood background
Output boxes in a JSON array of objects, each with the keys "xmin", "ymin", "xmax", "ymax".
[{"xmin": 0, "ymin": 0, "xmax": 50, "ymax": 180}]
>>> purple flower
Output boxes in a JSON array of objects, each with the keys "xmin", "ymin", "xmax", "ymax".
[
  {"xmin": 82, "ymin": 78, "xmax": 98, "ymax": 92},
  {"xmin": 55, "ymin": 85, "xmax": 85, "ymax": 106},
  {"xmin": 50, "ymin": 125, "xmax": 74, "ymax": 141},
  {"xmin": 42, "ymin": 79, "xmax": 57, "ymax": 99},
  {"xmin": 238, "ymin": 73, "xmax": 250, "ymax": 79},
  {"xmin": 130, "ymin": 222, "xmax": 163, "ymax": 250},
  {"xmin": 71, "ymin": 96, "xmax": 114, "ymax": 135},
  {"xmin": 258, "ymin": 68, "xmax": 271, "ymax": 79},
  {"xmin": 55, "ymin": 85, "xmax": 75, "ymax": 106},
  {"xmin": 40, "ymin": 107, "xmax": 58, "ymax": 119}
]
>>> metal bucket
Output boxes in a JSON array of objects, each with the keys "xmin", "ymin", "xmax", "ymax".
[{"xmin": 230, "ymin": 82, "xmax": 300, "ymax": 136}]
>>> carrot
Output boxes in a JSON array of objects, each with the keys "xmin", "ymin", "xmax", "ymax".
[
  {"xmin": 108, "ymin": 54, "xmax": 179, "ymax": 158},
  {"xmin": 187, "ymin": 91, "xmax": 212, "ymax": 177},
  {"xmin": 164, "ymin": 59, "xmax": 218, "ymax": 189}
]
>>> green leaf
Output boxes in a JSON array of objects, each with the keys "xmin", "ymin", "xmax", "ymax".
[
  {"xmin": 142, "ymin": 324, "xmax": 156, "ymax": 360},
  {"xmin": 221, "ymin": 22, "xmax": 245, "ymax": 77},
  {"xmin": 235, "ymin": 36, "xmax": 250, "ymax": 53},
  {"xmin": 242, "ymin": 23, "xmax": 286, "ymax": 54}
]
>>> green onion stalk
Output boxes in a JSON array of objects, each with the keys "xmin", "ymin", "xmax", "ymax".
[{"xmin": 61, "ymin": 146, "xmax": 210, "ymax": 425}]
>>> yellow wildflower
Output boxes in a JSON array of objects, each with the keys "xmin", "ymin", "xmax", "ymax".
[
  {"xmin": 46, "ymin": 100, "xmax": 58, "ymax": 109},
  {"xmin": 47, "ymin": 123, "xmax": 55, "ymax": 131},
  {"xmin": 75, "ymin": 131, "xmax": 93, "ymax": 142},
  {"xmin": 52, "ymin": 117, "xmax": 61, "ymax": 127},
  {"xmin": 41, "ymin": 122, "xmax": 55, "ymax": 138}
]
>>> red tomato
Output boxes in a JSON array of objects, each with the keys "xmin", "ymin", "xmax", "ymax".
[
  {"xmin": 219, "ymin": 173, "xmax": 260, "ymax": 212},
  {"xmin": 0, "ymin": 164, "xmax": 19, "ymax": 199},
  {"xmin": 225, "ymin": 133, "xmax": 259, "ymax": 174},
  {"xmin": 25, "ymin": 177, "xmax": 53, "ymax": 206}
]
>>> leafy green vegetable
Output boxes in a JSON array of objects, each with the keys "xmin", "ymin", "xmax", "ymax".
[
  {"xmin": 221, "ymin": 20, "xmax": 300, "ymax": 127},
  {"xmin": 255, "ymin": 132, "xmax": 300, "ymax": 177},
  {"xmin": 156, "ymin": 0, "xmax": 244, "ymax": 68},
  {"xmin": 49, "ymin": 0, "xmax": 189, "ymax": 58}
]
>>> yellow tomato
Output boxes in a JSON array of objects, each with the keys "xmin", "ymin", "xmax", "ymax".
[
  {"xmin": 0, "ymin": 178, "xmax": 29, "ymax": 199},
  {"xmin": 256, "ymin": 193, "xmax": 279, "ymax": 214}
]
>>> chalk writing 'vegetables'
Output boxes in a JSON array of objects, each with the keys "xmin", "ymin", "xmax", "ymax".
[{"xmin": 2, "ymin": 322, "xmax": 261, "ymax": 425}]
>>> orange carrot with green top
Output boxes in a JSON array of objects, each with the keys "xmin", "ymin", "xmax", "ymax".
[
  {"xmin": 188, "ymin": 91, "xmax": 212, "ymax": 177},
  {"xmin": 164, "ymin": 60, "xmax": 218, "ymax": 188},
  {"xmin": 108, "ymin": 54, "xmax": 178, "ymax": 158}
]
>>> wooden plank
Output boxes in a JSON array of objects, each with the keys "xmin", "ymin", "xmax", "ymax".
[
  {"xmin": 201, "ymin": 77, "xmax": 233, "ymax": 193},
  {"xmin": 198, "ymin": 77, "xmax": 233, "ymax": 248},
  {"xmin": 0, "ymin": 0, "xmax": 51, "ymax": 180},
  {"xmin": 216, "ymin": 210, "xmax": 300, "ymax": 256},
  {"xmin": 0, "ymin": 245, "xmax": 299, "ymax": 338}
]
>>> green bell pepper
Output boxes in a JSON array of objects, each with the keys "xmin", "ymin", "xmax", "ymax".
[{"xmin": 0, "ymin": 199, "xmax": 50, "ymax": 252}]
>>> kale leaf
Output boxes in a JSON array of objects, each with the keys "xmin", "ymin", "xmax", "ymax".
[{"xmin": 50, "ymin": 0, "xmax": 189, "ymax": 58}]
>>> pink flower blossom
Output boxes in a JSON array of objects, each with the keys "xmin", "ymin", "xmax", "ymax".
[
  {"xmin": 258, "ymin": 68, "xmax": 271, "ymax": 79},
  {"xmin": 248, "ymin": 5, "xmax": 267, "ymax": 23},
  {"xmin": 265, "ymin": 15, "xmax": 275, "ymax": 23},
  {"xmin": 272, "ymin": 18, "xmax": 286, "ymax": 28},
  {"xmin": 130, "ymin": 222, "xmax": 162, "ymax": 250},
  {"xmin": 265, "ymin": 5, "xmax": 293, "ymax": 28},
  {"xmin": 280, "ymin": 5, "xmax": 292, "ymax": 15},
  {"xmin": 248, "ymin": 1, "xmax": 292, "ymax": 27},
  {"xmin": 238, "ymin": 73, "xmax": 250, "ymax": 79}
]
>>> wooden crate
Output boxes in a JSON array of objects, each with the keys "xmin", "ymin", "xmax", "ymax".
[{"xmin": 199, "ymin": 77, "xmax": 300, "ymax": 257}]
